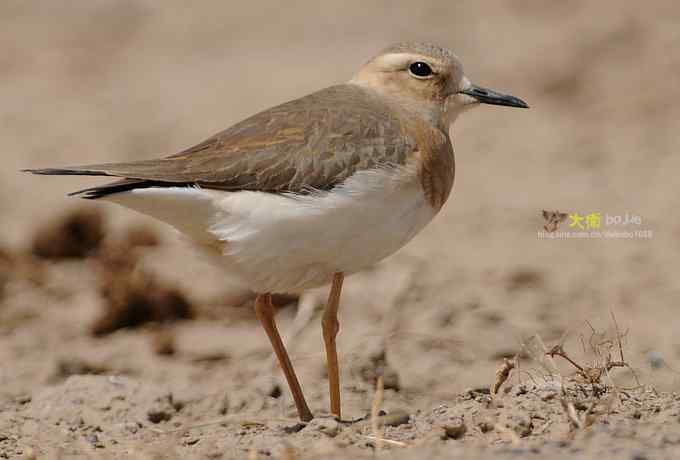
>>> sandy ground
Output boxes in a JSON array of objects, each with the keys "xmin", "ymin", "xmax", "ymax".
[{"xmin": 2, "ymin": 1, "xmax": 680, "ymax": 458}]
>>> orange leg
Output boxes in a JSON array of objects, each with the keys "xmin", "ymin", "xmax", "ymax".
[
  {"xmin": 254, "ymin": 293, "xmax": 313, "ymax": 422},
  {"xmin": 322, "ymin": 272, "xmax": 345, "ymax": 418}
]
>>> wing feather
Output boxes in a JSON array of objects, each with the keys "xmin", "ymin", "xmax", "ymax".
[{"xmin": 27, "ymin": 85, "xmax": 419, "ymax": 195}]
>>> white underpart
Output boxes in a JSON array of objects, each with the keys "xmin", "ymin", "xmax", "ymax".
[{"xmin": 104, "ymin": 166, "xmax": 438, "ymax": 293}]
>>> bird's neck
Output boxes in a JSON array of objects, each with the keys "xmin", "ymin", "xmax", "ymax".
[
  {"xmin": 382, "ymin": 93, "xmax": 449, "ymax": 133},
  {"xmin": 399, "ymin": 98, "xmax": 449, "ymax": 133},
  {"xmin": 349, "ymin": 81, "xmax": 449, "ymax": 133}
]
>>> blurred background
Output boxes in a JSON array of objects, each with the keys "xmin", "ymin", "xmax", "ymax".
[{"xmin": 1, "ymin": 0, "xmax": 679, "ymax": 435}]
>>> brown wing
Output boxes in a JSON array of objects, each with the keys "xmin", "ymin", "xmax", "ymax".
[{"xmin": 27, "ymin": 84, "xmax": 418, "ymax": 195}]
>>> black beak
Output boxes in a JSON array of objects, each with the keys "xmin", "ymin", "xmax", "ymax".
[{"xmin": 459, "ymin": 84, "xmax": 529, "ymax": 108}]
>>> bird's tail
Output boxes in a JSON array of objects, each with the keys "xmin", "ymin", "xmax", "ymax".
[
  {"xmin": 23, "ymin": 166, "xmax": 170, "ymax": 200},
  {"xmin": 22, "ymin": 166, "xmax": 114, "ymax": 177}
]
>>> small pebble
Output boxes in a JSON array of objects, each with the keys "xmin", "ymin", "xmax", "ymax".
[
  {"xmin": 477, "ymin": 420, "xmax": 495, "ymax": 433},
  {"xmin": 302, "ymin": 418, "xmax": 339, "ymax": 437},
  {"xmin": 443, "ymin": 421, "xmax": 467, "ymax": 440},
  {"xmin": 382, "ymin": 410, "xmax": 411, "ymax": 427}
]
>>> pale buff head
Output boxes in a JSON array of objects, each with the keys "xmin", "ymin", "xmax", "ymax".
[{"xmin": 351, "ymin": 42, "xmax": 528, "ymax": 128}]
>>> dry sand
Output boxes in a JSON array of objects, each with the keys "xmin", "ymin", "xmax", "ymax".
[{"xmin": 1, "ymin": 1, "xmax": 680, "ymax": 458}]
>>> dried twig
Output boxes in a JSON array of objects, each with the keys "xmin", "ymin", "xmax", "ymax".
[
  {"xmin": 361, "ymin": 435, "xmax": 407, "ymax": 447},
  {"xmin": 547, "ymin": 344, "xmax": 585, "ymax": 374},
  {"xmin": 560, "ymin": 398, "xmax": 583, "ymax": 430},
  {"xmin": 610, "ymin": 309, "xmax": 625, "ymax": 363},
  {"xmin": 491, "ymin": 357, "xmax": 516, "ymax": 396},
  {"xmin": 370, "ymin": 376, "xmax": 385, "ymax": 450},
  {"xmin": 579, "ymin": 333, "xmax": 587, "ymax": 355},
  {"xmin": 609, "ymin": 309, "xmax": 641, "ymax": 387}
]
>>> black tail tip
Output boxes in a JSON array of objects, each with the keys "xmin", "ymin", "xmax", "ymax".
[
  {"xmin": 67, "ymin": 189, "xmax": 100, "ymax": 200},
  {"xmin": 22, "ymin": 168, "xmax": 81, "ymax": 175}
]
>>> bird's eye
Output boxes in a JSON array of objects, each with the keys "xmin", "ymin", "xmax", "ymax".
[{"xmin": 408, "ymin": 61, "xmax": 433, "ymax": 79}]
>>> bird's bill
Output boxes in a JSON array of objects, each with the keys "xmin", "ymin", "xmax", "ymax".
[{"xmin": 459, "ymin": 84, "xmax": 529, "ymax": 108}]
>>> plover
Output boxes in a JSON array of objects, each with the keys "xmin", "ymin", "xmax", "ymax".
[{"xmin": 25, "ymin": 42, "xmax": 528, "ymax": 422}]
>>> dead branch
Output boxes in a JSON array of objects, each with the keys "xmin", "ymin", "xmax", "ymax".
[
  {"xmin": 491, "ymin": 357, "xmax": 516, "ymax": 396},
  {"xmin": 370, "ymin": 375, "xmax": 385, "ymax": 451}
]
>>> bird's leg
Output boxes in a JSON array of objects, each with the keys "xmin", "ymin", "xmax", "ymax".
[
  {"xmin": 254, "ymin": 293, "xmax": 313, "ymax": 422},
  {"xmin": 322, "ymin": 272, "xmax": 345, "ymax": 419}
]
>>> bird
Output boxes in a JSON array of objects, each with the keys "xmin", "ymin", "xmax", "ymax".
[{"xmin": 24, "ymin": 42, "xmax": 528, "ymax": 422}]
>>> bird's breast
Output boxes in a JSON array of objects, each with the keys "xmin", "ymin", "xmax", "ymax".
[{"xmin": 408, "ymin": 121, "xmax": 455, "ymax": 211}]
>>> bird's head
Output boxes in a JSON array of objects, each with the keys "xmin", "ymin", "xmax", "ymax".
[{"xmin": 350, "ymin": 42, "xmax": 528, "ymax": 129}]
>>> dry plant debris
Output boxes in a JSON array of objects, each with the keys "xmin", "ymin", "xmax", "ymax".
[
  {"xmin": 27, "ymin": 208, "xmax": 194, "ymax": 336},
  {"xmin": 545, "ymin": 311, "xmax": 639, "ymax": 387},
  {"xmin": 506, "ymin": 268, "xmax": 544, "ymax": 291},
  {"xmin": 92, "ymin": 270, "xmax": 193, "ymax": 336},
  {"xmin": 31, "ymin": 207, "xmax": 105, "ymax": 259},
  {"xmin": 442, "ymin": 420, "xmax": 467, "ymax": 440},
  {"xmin": 491, "ymin": 356, "xmax": 517, "ymax": 396},
  {"xmin": 370, "ymin": 375, "xmax": 385, "ymax": 450}
]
